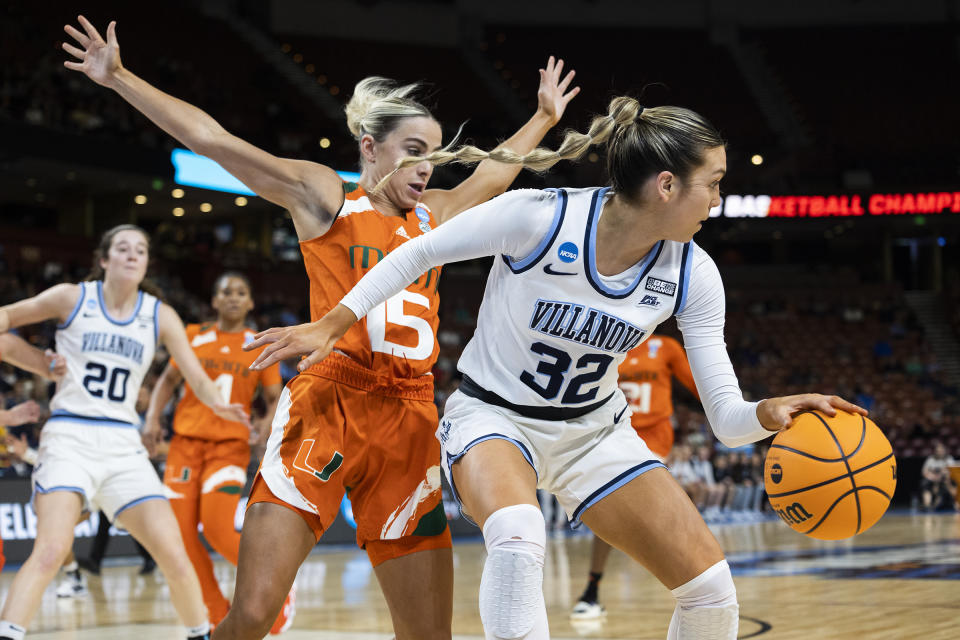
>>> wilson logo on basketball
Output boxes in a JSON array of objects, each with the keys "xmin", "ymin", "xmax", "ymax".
[
  {"xmin": 770, "ymin": 463, "xmax": 783, "ymax": 484},
  {"xmin": 776, "ymin": 502, "xmax": 813, "ymax": 525}
]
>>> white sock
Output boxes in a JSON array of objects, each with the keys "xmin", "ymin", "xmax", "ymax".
[
  {"xmin": 0, "ymin": 621, "xmax": 26, "ymax": 640},
  {"xmin": 185, "ymin": 621, "xmax": 211, "ymax": 638},
  {"xmin": 63, "ymin": 561, "xmax": 78, "ymax": 572}
]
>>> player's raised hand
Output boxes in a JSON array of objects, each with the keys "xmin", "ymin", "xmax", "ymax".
[
  {"xmin": 212, "ymin": 403, "xmax": 251, "ymax": 428},
  {"xmin": 3, "ymin": 400, "xmax": 41, "ymax": 426},
  {"xmin": 245, "ymin": 304, "xmax": 359, "ymax": 372},
  {"xmin": 757, "ymin": 394, "xmax": 867, "ymax": 431},
  {"xmin": 536, "ymin": 55, "xmax": 580, "ymax": 125},
  {"xmin": 62, "ymin": 16, "xmax": 122, "ymax": 87}
]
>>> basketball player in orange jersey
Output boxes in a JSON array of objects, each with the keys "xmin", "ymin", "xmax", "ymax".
[
  {"xmin": 64, "ymin": 14, "xmax": 579, "ymax": 639},
  {"xmin": 142, "ymin": 273, "xmax": 284, "ymax": 631},
  {"xmin": 572, "ymin": 332, "xmax": 698, "ymax": 620},
  {"xmin": 0, "ymin": 334, "xmax": 66, "ymax": 573}
]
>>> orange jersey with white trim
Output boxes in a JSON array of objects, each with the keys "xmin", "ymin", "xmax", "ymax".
[
  {"xmin": 171, "ymin": 323, "xmax": 282, "ymax": 441},
  {"xmin": 618, "ymin": 335, "xmax": 699, "ymax": 430},
  {"xmin": 300, "ymin": 182, "xmax": 441, "ymax": 379}
]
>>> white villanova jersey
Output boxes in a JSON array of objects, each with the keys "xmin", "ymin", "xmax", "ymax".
[
  {"xmin": 458, "ymin": 187, "xmax": 697, "ymax": 411},
  {"xmin": 48, "ymin": 280, "xmax": 159, "ymax": 430}
]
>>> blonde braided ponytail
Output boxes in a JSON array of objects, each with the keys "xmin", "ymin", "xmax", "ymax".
[{"xmin": 374, "ymin": 96, "xmax": 644, "ymax": 192}]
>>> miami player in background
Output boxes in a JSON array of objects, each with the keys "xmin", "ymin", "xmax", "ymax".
[
  {"xmin": 143, "ymin": 272, "xmax": 285, "ymax": 632},
  {"xmin": 0, "ymin": 334, "xmax": 66, "ymax": 574},
  {"xmin": 571, "ymin": 332, "xmax": 699, "ymax": 620},
  {"xmin": 0, "ymin": 225, "xmax": 249, "ymax": 640},
  {"xmin": 63, "ymin": 14, "xmax": 579, "ymax": 639}
]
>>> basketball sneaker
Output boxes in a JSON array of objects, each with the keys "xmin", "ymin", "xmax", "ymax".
[
  {"xmin": 570, "ymin": 598, "xmax": 605, "ymax": 620},
  {"xmin": 269, "ymin": 584, "xmax": 296, "ymax": 634},
  {"xmin": 55, "ymin": 568, "xmax": 88, "ymax": 598}
]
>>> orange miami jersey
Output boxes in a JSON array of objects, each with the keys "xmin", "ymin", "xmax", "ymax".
[
  {"xmin": 300, "ymin": 182, "xmax": 441, "ymax": 379},
  {"xmin": 618, "ymin": 335, "xmax": 699, "ymax": 458},
  {"xmin": 170, "ymin": 324, "xmax": 282, "ymax": 441}
]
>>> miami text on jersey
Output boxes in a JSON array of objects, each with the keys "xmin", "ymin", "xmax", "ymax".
[
  {"xmin": 529, "ymin": 299, "xmax": 646, "ymax": 354},
  {"xmin": 81, "ymin": 332, "xmax": 145, "ymax": 365}
]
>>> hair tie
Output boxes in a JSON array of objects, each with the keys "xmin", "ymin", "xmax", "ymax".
[{"xmin": 638, "ymin": 106, "xmax": 645, "ymax": 116}]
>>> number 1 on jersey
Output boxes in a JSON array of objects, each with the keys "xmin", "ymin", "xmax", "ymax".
[{"xmin": 213, "ymin": 373, "xmax": 234, "ymax": 404}]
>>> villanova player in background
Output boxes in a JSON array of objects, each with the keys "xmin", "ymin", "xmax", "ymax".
[
  {"xmin": 0, "ymin": 225, "xmax": 249, "ymax": 640},
  {"xmin": 248, "ymin": 96, "xmax": 866, "ymax": 639}
]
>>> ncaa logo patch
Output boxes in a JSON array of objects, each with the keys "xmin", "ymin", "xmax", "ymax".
[
  {"xmin": 86, "ymin": 299, "xmax": 96, "ymax": 309},
  {"xmin": 557, "ymin": 242, "xmax": 579, "ymax": 263},
  {"xmin": 415, "ymin": 206, "xmax": 430, "ymax": 222}
]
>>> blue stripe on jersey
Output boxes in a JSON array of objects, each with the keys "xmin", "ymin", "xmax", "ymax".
[
  {"xmin": 114, "ymin": 494, "xmax": 167, "ymax": 517},
  {"xmin": 673, "ymin": 242, "xmax": 693, "ymax": 315},
  {"xmin": 584, "ymin": 187, "xmax": 664, "ymax": 299},
  {"xmin": 33, "ymin": 482, "xmax": 87, "ymax": 498},
  {"xmin": 570, "ymin": 459, "xmax": 665, "ymax": 526},
  {"xmin": 96, "ymin": 281, "xmax": 144, "ymax": 326},
  {"xmin": 48, "ymin": 410, "xmax": 137, "ymax": 428},
  {"xmin": 444, "ymin": 433, "xmax": 539, "ymax": 525},
  {"xmin": 57, "ymin": 283, "xmax": 87, "ymax": 330},
  {"xmin": 152, "ymin": 298, "xmax": 161, "ymax": 347},
  {"xmin": 502, "ymin": 189, "xmax": 568, "ymax": 274}
]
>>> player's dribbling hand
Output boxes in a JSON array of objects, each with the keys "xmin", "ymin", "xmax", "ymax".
[
  {"xmin": 757, "ymin": 393, "xmax": 867, "ymax": 431},
  {"xmin": 62, "ymin": 16, "xmax": 123, "ymax": 87},
  {"xmin": 536, "ymin": 55, "xmax": 580, "ymax": 125},
  {"xmin": 212, "ymin": 403, "xmax": 251, "ymax": 428},
  {"xmin": 245, "ymin": 304, "xmax": 359, "ymax": 372}
]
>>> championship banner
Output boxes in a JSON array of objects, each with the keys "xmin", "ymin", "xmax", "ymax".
[{"xmin": 710, "ymin": 191, "xmax": 960, "ymax": 218}]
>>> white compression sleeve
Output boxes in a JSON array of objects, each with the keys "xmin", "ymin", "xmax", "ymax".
[
  {"xmin": 675, "ymin": 250, "xmax": 775, "ymax": 448},
  {"xmin": 340, "ymin": 189, "xmax": 556, "ymax": 319},
  {"xmin": 480, "ymin": 504, "xmax": 549, "ymax": 640}
]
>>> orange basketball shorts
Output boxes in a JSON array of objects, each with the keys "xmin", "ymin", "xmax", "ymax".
[
  {"xmin": 163, "ymin": 435, "xmax": 251, "ymax": 502},
  {"xmin": 634, "ymin": 419, "xmax": 674, "ymax": 460},
  {"xmin": 251, "ymin": 353, "xmax": 451, "ymax": 566}
]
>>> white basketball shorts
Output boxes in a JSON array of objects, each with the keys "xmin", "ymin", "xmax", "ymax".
[
  {"xmin": 33, "ymin": 421, "xmax": 167, "ymax": 522},
  {"xmin": 437, "ymin": 387, "xmax": 665, "ymax": 526}
]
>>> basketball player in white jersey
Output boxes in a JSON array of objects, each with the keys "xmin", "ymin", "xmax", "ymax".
[
  {"xmin": 0, "ymin": 225, "xmax": 249, "ymax": 640},
  {"xmin": 246, "ymin": 96, "xmax": 867, "ymax": 639}
]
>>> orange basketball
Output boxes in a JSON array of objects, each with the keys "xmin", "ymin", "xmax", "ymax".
[{"xmin": 764, "ymin": 410, "xmax": 897, "ymax": 540}]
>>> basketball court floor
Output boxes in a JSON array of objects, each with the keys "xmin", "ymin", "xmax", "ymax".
[{"xmin": 6, "ymin": 510, "xmax": 958, "ymax": 639}]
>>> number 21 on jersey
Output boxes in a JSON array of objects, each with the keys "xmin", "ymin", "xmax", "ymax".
[{"xmin": 620, "ymin": 381, "xmax": 652, "ymax": 414}]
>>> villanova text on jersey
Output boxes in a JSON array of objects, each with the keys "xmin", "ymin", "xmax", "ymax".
[
  {"xmin": 81, "ymin": 332, "xmax": 145, "ymax": 365},
  {"xmin": 529, "ymin": 299, "xmax": 646, "ymax": 354}
]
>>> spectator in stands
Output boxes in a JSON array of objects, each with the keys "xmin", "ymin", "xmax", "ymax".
[
  {"xmin": 668, "ymin": 444, "xmax": 704, "ymax": 506},
  {"xmin": 921, "ymin": 442, "xmax": 958, "ymax": 512}
]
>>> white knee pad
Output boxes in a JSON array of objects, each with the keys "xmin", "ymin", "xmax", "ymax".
[
  {"xmin": 667, "ymin": 559, "xmax": 739, "ymax": 640},
  {"xmin": 479, "ymin": 504, "xmax": 547, "ymax": 640}
]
